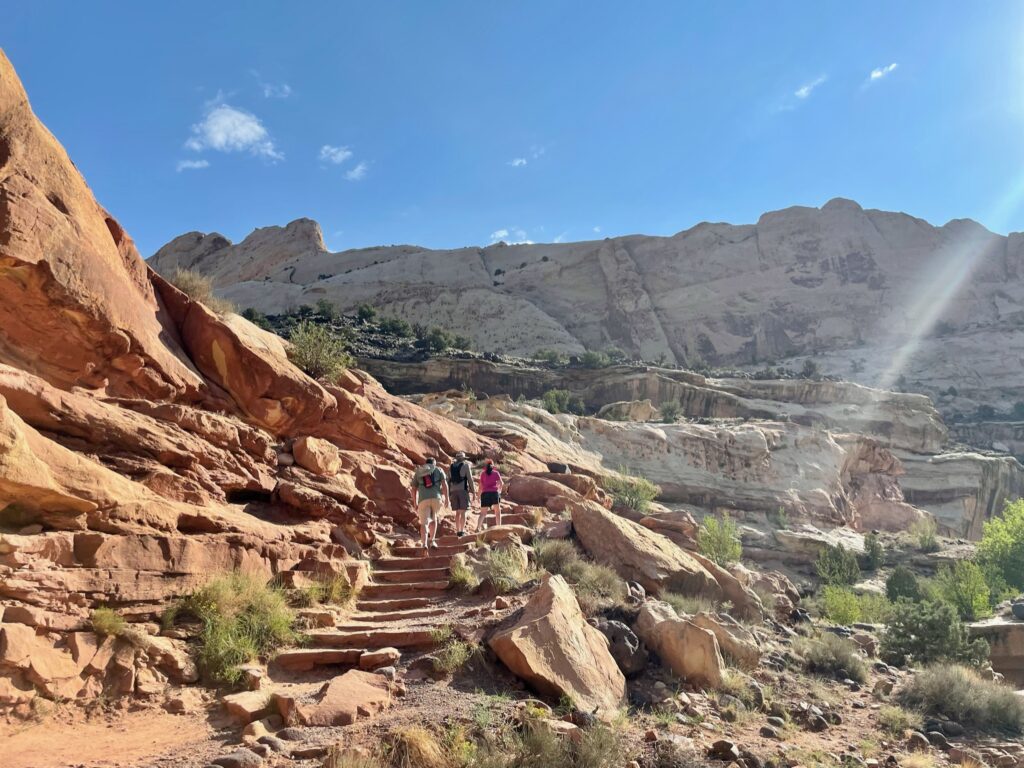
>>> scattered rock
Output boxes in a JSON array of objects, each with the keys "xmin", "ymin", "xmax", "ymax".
[
  {"xmin": 590, "ymin": 618, "xmax": 649, "ymax": 677},
  {"xmin": 359, "ymin": 647, "xmax": 401, "ymax": 670},
  {"xmin": 210, "ymin": 749, "xmax": 263, "ymax": 768},
  {"xmin": 906, "ymin": 732, "xmax": 931, "ymax": 752},
  {"xmin": 708, "ymin": 740, "xmax": 741, "ymax": 762},
  {"xmin": 635, "ymin": 600, "xmax": 725, "ymax": 688}
]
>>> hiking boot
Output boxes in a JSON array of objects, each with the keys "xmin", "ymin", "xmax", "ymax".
[
  {"xmin": 430, "ymin": 540, "xmax": 438, "ymax": 549},
  {"xmin": 457, "ymin": 530, "xmax": 465, "ymax": 538}
]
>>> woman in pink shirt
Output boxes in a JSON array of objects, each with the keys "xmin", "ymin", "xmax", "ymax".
[{"xmin": 477, "ymin": 460, "xmax": 504, "ymax": 530}]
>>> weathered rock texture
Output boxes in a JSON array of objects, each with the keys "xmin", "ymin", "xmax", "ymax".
[{"xmin": 151, "ymin": 202, "xmax": 1024, "ymax": 419}]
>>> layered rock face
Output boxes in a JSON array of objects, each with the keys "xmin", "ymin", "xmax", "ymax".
[
  {"xmin": 0, "ymin": 49, "xmax": 531, "ymax": 712},
  {"xmin": 151, "ymin": 203, "xmax": 1024, "ymax": 418}
]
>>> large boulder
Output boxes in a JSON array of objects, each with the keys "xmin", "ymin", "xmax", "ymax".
[
  {"xmin": 505, "ymin": 475, "xmax": 582, "ymax": 507},
  {"xmin": 292, "ymin": 436, "xmax": 342, "ymax": 476},
  {"xmin": 489, "ymin": 575, "xmax": 625, "ymax": 717},
  {"xmin": 690, "ymin": 612, "xmax": 760, "ymax": 670},
  {"xmin": 569, "ymin": 500, "xmax": 721, "ymax": 598},
  {"xmin": 635, "ymin": 601, "xmax": 725, "ymax": 688},
  {"xmin": 687, "ymin": 550, "xmax": 764, "ymax": 620}
]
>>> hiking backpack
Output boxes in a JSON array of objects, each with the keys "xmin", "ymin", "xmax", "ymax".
[{"xmin": 449, "ymin": 460, "xmax": 467, "ymax": 488}]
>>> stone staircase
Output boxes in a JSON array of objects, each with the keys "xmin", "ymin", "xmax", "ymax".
[{"xmin": 273, "ymin": 533, "xmax": 478, "ymax": 674}]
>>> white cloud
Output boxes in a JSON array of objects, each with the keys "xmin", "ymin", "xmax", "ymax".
[
  {"xmin": 176, "ymin": 159, "xmax": 210, "ymax": 172},
  {"xmin": 869, "ymin": 62, "xmax": 898, "ymax": 82},
  {"xmin": 490, "ymin": 227, "xmax": 532, "ymax": 245},
  {"xmin": 530, "ymin": 145, "xmax": 546, "ymax": 159},
  {"xmin": 593, "ymin": 226, "xmax": 602, "ymax": 233},
  {"xmin": 795, "ymin": 75, "xmax": 827, "ymax": 100},
  {"xmin": 185, "ymin": 104, "xmax": 283, "ymax": 161},
  {"xmin": 508, "ymin": 157, "xmax": 527, "ymax": 167},
  {"xmin": 553, "ymin": 232, "xmax": 567, "ymax": 243},
  {"xmin": 261, "ymin": 82, "xmax": 292, "ymax": 99},
  {"xmin": 319, "ymin": 145, "xmax": 353, "ymax": 165},
  {"xmin": 345, "ymin": 161, "xmax": 369, "ymax": 181}
]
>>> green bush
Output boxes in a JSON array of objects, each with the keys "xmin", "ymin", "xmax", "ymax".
[
  {"xmin": 91, "ymin": 607, "xmax": 127, "ymax": 637},
  {"xmin": 876, "ymin": 704, "xmax": 922, "ymax": 737},
  {"xmin": 768, "ymin": 507, "xmax": 789, "ymax": 529},
  {"xmin": 794, "ymin": 633, "xmax": 867, "ymax": 683},
  {"xmin": 935, "ymin": 561, "xmax": 992, "ymax": 621},
  {"xmin": 170, "ymin": 268, "xmax": 235, "ymax": 315},
  {"xmin": 898, "ymin": 664, "xmax": 1024, "ymax": 735},
  {"xmin": 910, "ymin": 517, "xmax": 940, "ymax": 553},
  {"xmin": 979, "ymin": 499, "xmax": 1024, "ymax": 592},
  {"xmin": 287, "ymin": 320, "xmax": 353, "ymax": 381},
  {"xmin": 697, "ymin": 513, "xmax": 742, "ymax": 566},
  {"xmin": 659, "ymin": 400, "xmax": 682, "ymax": 423},
  {"xmin": 541, "ymin": 388, "xmax": 585, "ymax": 415},
  {"xmin": 317, "ymin": 298, "xmax": 339, "ymax": 320},
  {"xmin": 800, "ymin": 359, "xmax": 820, "ymax": 379},
  {"xmin": 862, "ymin": 533, "xmax": 884, "ymax": 570},
  {"xmin": 293, "ymin": 573, "xmax": 358, "ymax": 609},
  {"xmin": 815, "ymin": 544, "xmax": 861, "ymax": 586},
  {"xmin": 417, "ymin": 326, "xmax": 454, "ymax": 353},
  {"xmin": 662, "ymin": 592, "xmax": 719, "ymax": 616},
  {"xmin": 819, "ymin": 586, "xmax": 893, "ymax": 625},
  {"xmin": 172, "ymin": 572, "xmax": 299, "ymax": 686},
  {"xmin": 881, "ymin": 598, "xmax": 988, "ymax": 668},
  {"xmin": 579, "ymin": 350, "xmax": 612, "ymax": 369},
  {"xmin": 430, "ymin": 631, "xmax": 477, "ymax": 675},
  {"xmin": 378, "ymin": 316, "xmax": 413, "ymax": 337},
  {"xmin": 885, "ymin": 566, "xmax": 923, "ymax": 602},
  {"xmin": 448, "ymin": 558, "xmax": 480, "ymax": 593},
  {"xmin": 532, "ymin": 348, "xmax": 567, "ymax": 365},
  {"xmin": 240, "ymin": 306, "xmax": 271, "ymax": 330},
  {"xmin": 481, "ymin": 547, "xmax": 529, "ymax": 595},
  {"xmin": 602, "ymin": 470, "xmax": 660, "ymax": 515},
  {"xmin": 355, "ymin": 303, "xmax": 376, "ymax": 322}
]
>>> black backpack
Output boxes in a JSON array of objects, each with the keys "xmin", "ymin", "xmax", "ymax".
[{"xmin": 449, "ymin": 461, "xmax": 467, "ymax": 489}]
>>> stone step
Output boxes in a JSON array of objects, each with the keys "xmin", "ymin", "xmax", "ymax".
[
  {"xmin": 390, "ymin": 544, "xmax": 470, "ymax": 558},
  {"xmin": 373, "ymin": 567, "xmax": 449, "ymax": 584},
  {"xmin": 355, "ymin": 596, "xmax": 441, "ymax": 612},
  {"xmin": 306, "ymin": 627, "xmax": 439, "ymax": 650},
  {"xmin": 374, "ymin": 555, "xmax": 451, "ymax": 570},
  {"xmin": 480, "ymin": 513, "xmax": 532, "ymax": 526},
  {"xmin": 347, "ymin": 607, "xmax": 448, "ymax": 623},
  {"xmin": 360, "ymin": 581, "xmax": 450, "ymax": 600},
  {"xmin": 273, "ymin": 647, "xmax": 363, "ymax": 672}
]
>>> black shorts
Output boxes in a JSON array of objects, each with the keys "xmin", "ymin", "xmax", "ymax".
[{"xmin": 481, "ymin": 491, "xmax": 501, "ymax": 508}]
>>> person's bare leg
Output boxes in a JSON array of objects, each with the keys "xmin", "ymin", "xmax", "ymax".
[
  {"xmin": 429, "ymin": 514, "xmax": 438, "ymax": 547},
  {"xmin": 494, "ymin": 505, "xmax": 502, "ymax": 527},
  {"xmin": 455, "ymin": 509, "xmax": 466, "ymax": 534},
  {"xmin": 420, "ymin": 515, "xmax": 429, "ymax": 548}
]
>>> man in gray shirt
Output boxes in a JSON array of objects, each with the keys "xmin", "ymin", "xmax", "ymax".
[
  {"xmin": 410, "ymin": 457, "xmax": 448, "ymax": 549},
  {"xmin": 447, "ymin": 451, "xmax": 475, "ymax": 537}
]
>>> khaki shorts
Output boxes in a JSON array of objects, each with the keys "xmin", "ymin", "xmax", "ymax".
[{"xmin": 417, "ymin": 497, "xmax": 442, "ymax": 525}]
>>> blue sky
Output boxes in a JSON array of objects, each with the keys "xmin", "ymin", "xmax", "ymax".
[{"xmin": 5, "ymin": 2, "xmax": 1024, "ymax": 255}]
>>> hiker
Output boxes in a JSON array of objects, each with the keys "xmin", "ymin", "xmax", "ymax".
[
  {"xmin": 476, "ymin": 459, "xmax": 504, "ymax": 531},
  {"xmin": 411, "ymin": 457, "xmax": 448, "ymax": 549},
  {"xmin": 448, "ymin": 451, "xmax": 475, "ymax": 537}
]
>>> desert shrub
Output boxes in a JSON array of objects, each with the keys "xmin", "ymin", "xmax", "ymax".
[
  {"xmin": 448, "ymin": 558, "xmax": 480, "ymax": 593},
  {"xmin": 317, "ymin": 298, "xmax": 339, "ymax": 319},
  {"xmin": 532, "ymin": 348, "xmax": 567, "ymax": 365},
  {"xmin": 476, "ymin": 720, "xmax": 625, "ymax": 768},
  {"xmin": 602, "ymin": 470, "xmax": 660, "ymax": 515},
  {"xmin": 417, "ymin": 326, "xmax": 454, "ymax": 353},
  {"xmin": 482, "ymin": 547, "xmax": 529, "ymax": 594},
  {"xmin": 768, "ymin": 507, "xmax": 789, "ymax": 529},
  {"xmin": 323, "ymin": 745, "xmax": 384, "ymax": 768},
  {"xmin": 662, "ymin": 591, "xmax": 719, "ymax": 616},
  {"xmin": 430, "ymin": 631, "xmax": 477, "ymax": 676},
  {"xmin": 876, "ymin": 704, "xmax": 922, "ymax": 737},
  {"xmin": 881, "ymin": 598, "xmax": 988, "ymax": 668},
  {"xmin": 898, "ymin": 664, "xmax": 1024, "ymax": 734},
  {"xmin": 287, "ymin": 320, "xmax": 353, "ymax": 381},
  {"xmin": 815, "ymin": 544, "xmax": 861, "ymax": 586},
  {"xmin": 979, "ymin": 498, "xmax": 1024, "ymax": 592},
  {"xmin": 697, "ymin": 513, "xmax": 742, "ymax": 566},
  {"xmin": 173, "ymin": 571, "xmax": 298, "ymax": 686},
  {"xmin": 579, "ymin": 350, "xmax": 612, "ymax": 369},
  {"xmin": 886, "ymin": 566, "xmax": 923, "ymax": 602},
  {"xmin": 820, "ymin": 586, "xmax": 861, "ymax": 625},
  {"xmin": 794, "ymin": 633, "xmax": 867, "ymax": 683},
  {"xmin": 240, "ymin": 306, "xmax": 271, "ymax": 330},
  {"xmin": 856, "ymin": 592, "xmax": 894, "ymax": 623},
  {"xmin": 541, "ymin": 388, "xmax": 585, "ymax": 415},
  {"xmin": 170, "ymin": 268, "xmax": 235, "ymax": 315},
  {"xmin": 293, "ymin": 573, "xmax": 358, "ymax": 609},
  {"xmin": 534, "ymin": 539, "xmax": 626, "ymax": 615},
  {"xmin": 378, "ymin": 316, "xmax": 413, "ymax": 337},
  {"xmin": 659, "ymin": 400, "xmax": 682, "ymax": 423},
  {"xmin": 91, "ymin": 607, "xmax": 127, "ymax": 637},
  {"xmin": 355, "ymin": 303, "xmax": 376, "ymax": 322},
  {"xmin": 935, "ymin": 561, "xmax": 992, "ymax": 621},
  {"xmin": 800, "ymin": 359, "xmax": 820, "ymax": 379},
  {"xmin": 862, "ymin": 533, "xmax": 884, "ymax": 570},
  {"xmin": 910, "ymin": 517, "xmax": 940, "ymax": 553}
]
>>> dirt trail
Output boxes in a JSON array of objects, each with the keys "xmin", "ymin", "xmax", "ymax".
[{"xmin": 2, "ymin": 708, "xmax": 217, "ymax": 768}]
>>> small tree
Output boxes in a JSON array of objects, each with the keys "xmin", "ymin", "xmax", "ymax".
[
  {"xmin": 533, "ymin": 348, "xmax": 567, "ymax": 366},
  {"xmin": 287, "ymin": 321, "xmax": 353, "ymax": 381},
  {"xmin": 603, "ymin": 470, "xmax": 660, "ymax": 516},
  {"xmin": 862, "ymin": 532, "xmax": 884, "ymax": 571},
  {"xmin": 886, "ymin": 565, "xmax": 923, "ymax": 603},
  {"xmin": 542, "ymin": 389, "xmax": 585, "ymax": 415},
  {"xmin": 800, "ymin": 359, "xmax": 820, "ymax": 379},
  {"xmin": 417, "ymin": 326, "xmax": 454, "ymax": 353},
  {"xmin": 240, "ymin": 306, "xmax": 271, "ymax": 330},
  {"xmin": 316, "ymin": 298, "xmax": 338, "ymax": 320},
  {"xmin": 881, "ymin": 598, "xmax": 989, "ymax": 668},
  {"xmin": 579, "ymin": 350, "xmax": 612, "ymax": 369},
  {"xmin": 697, "ymin": 513, "xmax": 742, "ymax": 566},
  {"xmin": 355, "ymin": 303, "xmax": 376, "ymax": 322},
  {"xmin": 935, "ymin": 561, "xmax": 992, "ymax": 621},
  {"xmin": 910, "ymin": 517, "xmax": 940, "ymax": 553},
  {"xmin": 815, "ymin": 544, "xmax": 860, "ymax": 586},
  {"xmin": 979, "ymin": 499, "xmax": 1024, "ymax": 592},
  {"xmin": 378, "ymin": 316, "xmax": 413, "ymax": 337}
]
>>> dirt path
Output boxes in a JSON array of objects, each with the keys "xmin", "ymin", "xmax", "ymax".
[{"xmin": 2, "ymin": 708, "xmax": 218, "ymax": 768}]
